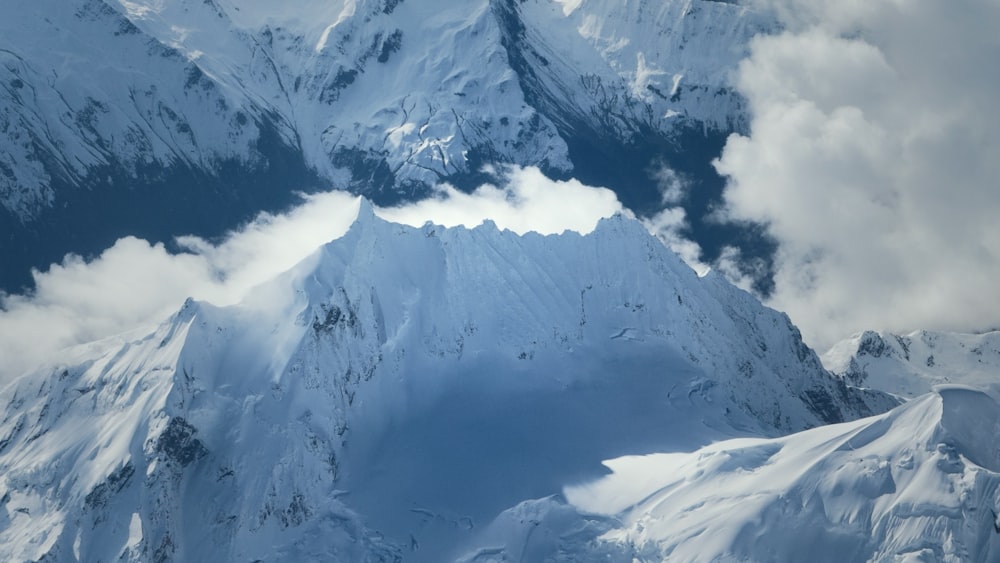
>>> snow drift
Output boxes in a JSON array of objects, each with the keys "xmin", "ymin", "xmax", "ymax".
[{"xmin": 563, "ymin": 385, "xmax": 1000, "ymax": 562}]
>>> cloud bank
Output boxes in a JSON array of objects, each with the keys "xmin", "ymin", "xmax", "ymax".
[
  {"xmin": 717, "ymin": 0, "xmax": 1000, "ymax": 350},
  {"xmin": 0, "ymin": 167, "xmax": 623, "ymax": 384},
  {"xmin": 377, "ymin": 165, "xmax": 623, "ymax": 235}
]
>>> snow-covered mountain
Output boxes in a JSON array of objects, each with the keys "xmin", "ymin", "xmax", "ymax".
[
  {"xmin": 824, "ymin": 330, "xmax": 1000, "ymax": 399},
  {"xmin": 0, "ymin": 0, "xmax": 773, "ymax": 289},
  {"xmin": 0, "ymin": 205, "xmax": 892, "ymax": 561},
  {"xmin": 4, "ymin": 3, "xmax": 999, "ymax": 561},
  {"xmin": 560, "ymin": 385, "xmax": 1000, "ymax": 562}
]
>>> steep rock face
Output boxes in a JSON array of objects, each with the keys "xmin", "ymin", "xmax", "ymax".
[
  {"xmin": 0, "ymin": 0, "xmax": 264, "ymax": 221},
  {"xmin": 824, "ymin": 329, "xmax": 1000, "ymax": 399},
  {"xmin": 0, "ymin": 207, "xmax": 888, "ymax": 560},
  {"xmin": 0, "ymin": 0, "xmax": 773, "ymax": 289}
]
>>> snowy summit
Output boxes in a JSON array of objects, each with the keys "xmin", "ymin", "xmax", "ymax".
[{"xmin": 0, "ymin": 205, "xmax": 898, "ymax": 561}]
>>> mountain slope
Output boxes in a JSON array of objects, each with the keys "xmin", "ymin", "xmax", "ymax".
[
  {"xmin": 560, "ymin": 385, "xmax": 1000, "ymax": 562},
  {"xmin": 824, "ymin": 329, "xmax": 1000, "ymax": 399},
  {"xmin": 0, "ymin": 0, "xmax": 774, "ymax": 290},
  {"xmin": 0, "ymin": 204, "xmax": 889, "ymax": 561}
]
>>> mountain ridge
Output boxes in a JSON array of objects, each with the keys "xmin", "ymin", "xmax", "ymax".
[
  {"xmin": 0, "ymin": 203, "xmax": 892, "ymax": 561},
  {"xmin": 0, "ymin": 0, "xmax": 775, "ymax": 290},
  {"xmin": 560, "ymin": 385, "xmax": 1000, "ymax": 562},
  {"xmin": 824, "ymin": 329, "xmax": 1000, "ymax": 400}
]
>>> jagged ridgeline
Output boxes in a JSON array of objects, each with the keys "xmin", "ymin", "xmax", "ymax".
[
  {"xmin": 0, "ymin": 206, "xmax": 894, "ymax": 561},
  {"xmin": 0, "ymin": 0, "xmax": 775, "ymax": 291}
]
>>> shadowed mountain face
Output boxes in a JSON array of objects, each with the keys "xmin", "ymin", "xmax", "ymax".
[
  {"xmin": 0, "ymin": 0, "xmax": 779, "ymax": 292},
  {"xmin": 0, "ymin": 207, "xmax": 894, "ymax": 561}
]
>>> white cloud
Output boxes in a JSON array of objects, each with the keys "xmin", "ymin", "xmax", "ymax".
[
  {"xmin": 377, "ymin": 165, "xmax": 623, "ymax": 235},
  {"xmin": 642, "ymin": 206, "xmax": 710, "ymax": 276},
  {"xmin": 0, "ymin": 167, "xmax": 624, "ymax": 385},
  {"xmin": 712, "ymin": 246, "xmax": 758, "ymax": 294},
  {"xmin": 651, "ymin": 163, "xmax": 689, "ymax": 207},
  {"xmin": 718, "ymin": 0, "xmax": 1000, "ymax": 350},
  {"xmin": 0, "ymin": 191, "xmax": 362, "ymax": 383}
]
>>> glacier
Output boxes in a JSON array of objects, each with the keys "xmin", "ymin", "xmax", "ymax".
[{"xmin": 0, "ymin": 203, "xmax": 900, "ymax": 561}]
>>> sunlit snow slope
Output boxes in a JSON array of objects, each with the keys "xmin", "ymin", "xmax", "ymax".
[
  {"xmin": 564, "ymin": 385, "xmax": 1000, "ymax": 563},
  {"xmin": 825, "ymin": 330, "xmax": 1000, "ymax": 399},
  {"xmin": 0, "ymin": 204, "xmax": 889, "ymax": 561}
]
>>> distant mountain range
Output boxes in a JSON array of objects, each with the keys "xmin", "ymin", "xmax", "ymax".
[{"xmin": 0, "ymin": 0, "xmax": 775, "ymax": 291}]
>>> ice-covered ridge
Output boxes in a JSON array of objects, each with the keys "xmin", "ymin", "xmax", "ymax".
[
  {"xmin": 0, "ymin": 0, "xmax": 770, "ymax": 219},
  {"xmin": 0, "ymin": 206, "xmax": 889, "ymax": 561},
  {"xmin": 513, "ymin": 0, "xmax": 766, "ymax": 132},
  {"xmin": 560, "ymin": 385, "xmax": 1000, "ymax": 562},
  {"xmin": 824, "ymin": 329, "xmax": 1000, "ymax": 399}
]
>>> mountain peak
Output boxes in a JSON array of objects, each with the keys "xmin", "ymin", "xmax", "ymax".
[
  {"xmin": 824, "ymin": 329, "xmax": 1000, "ymax": 399},
  {"xmin": 0, "ymin": 206, "xmax": 890, "ymax": 561},
  {"xmin": 0, "ymin": 0, "xmax": 777, "ymax": 291},
  {"xmin": 355, "ymin": 196, "xmax": 378, "ymax": 224}
]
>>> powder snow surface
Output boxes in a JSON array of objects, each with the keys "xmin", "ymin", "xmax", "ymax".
[{"xmin": 564, "ymin": 385, "xmax": 1000, "ymax": 562}]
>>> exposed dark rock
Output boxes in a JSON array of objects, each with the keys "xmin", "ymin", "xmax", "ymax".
[
  {"xmin": 377, "ymin": 30, "xmax": 403, "ymax": 63},
  {"xmin": 156, "ymin": 417, "xmax": 208, "ymax": 467},
  {"xmin": 857, "ymin": 331, "xmax": 888, "ymax": 358},
  {"xmin": 84, "ymin": 461, "xmax": 135, "ymax": 510}
]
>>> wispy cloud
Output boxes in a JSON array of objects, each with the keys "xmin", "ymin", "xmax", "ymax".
[
  {"xmin": 377, "ymin": 165, "xmax": 622, "ymax": 235},
  {"xmin": 0, "ymin": 167, "xmax": 623, "ymax": 384}
]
